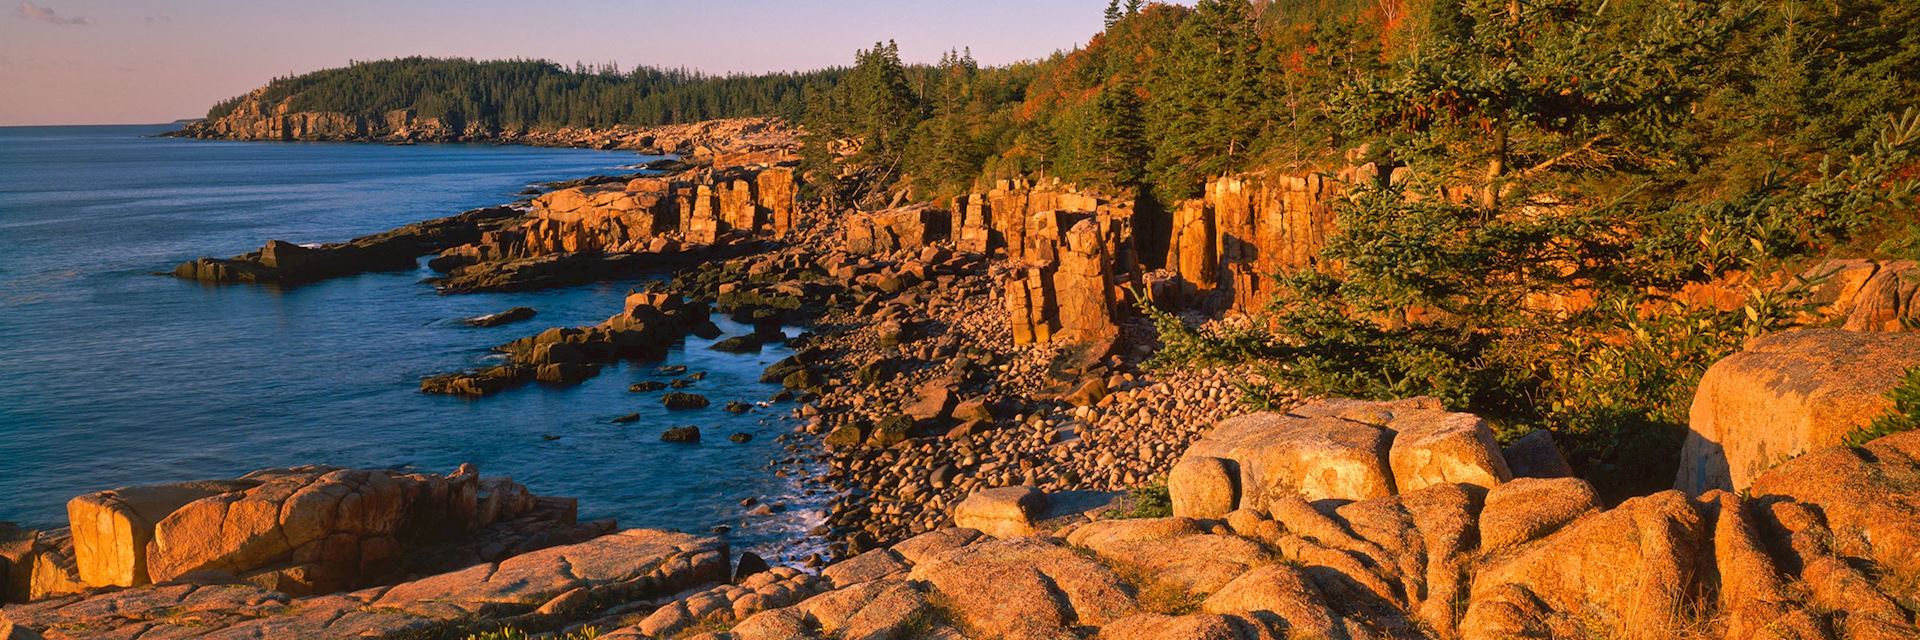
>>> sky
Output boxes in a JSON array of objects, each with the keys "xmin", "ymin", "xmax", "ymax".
[{"xmin": 0, "ymin": 0, "xmax": 1117, "ymax": 126}]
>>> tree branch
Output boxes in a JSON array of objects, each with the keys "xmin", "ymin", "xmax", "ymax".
[{"xmin": 1518, "ymin": 134, "xmax": 1611, "ymax": 180}]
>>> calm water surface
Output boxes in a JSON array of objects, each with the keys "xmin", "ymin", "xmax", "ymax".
[{"xmin": 0, "ymin": 124, "xmax": 820, "ymax": 558}]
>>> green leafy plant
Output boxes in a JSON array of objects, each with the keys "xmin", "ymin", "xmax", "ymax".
[
  {"xmin": 1846, "ymin": 367, "xmax": 1920, "ymax": 447},
  {"xmin": 1113, "ymin": 483, "xmax": 1173, "ymax": 519}
]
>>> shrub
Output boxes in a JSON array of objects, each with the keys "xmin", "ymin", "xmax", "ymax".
[
  {"xmin": 1130, "ymin": 289, "xmax": 1272, "ymax": 370},
  {"xmin": 1113, "ymin": 483, "xmax": 1173, "ymax": 519}
]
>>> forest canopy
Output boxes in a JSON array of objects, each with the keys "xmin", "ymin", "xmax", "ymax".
[{"xmin": 204, "ymin": 57, "xmax": 842, "ymax": 131}]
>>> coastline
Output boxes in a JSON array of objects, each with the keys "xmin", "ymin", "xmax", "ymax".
[
  {"xmin": 10, "ymin": 118, "xmax": 1918, "ymax": 640},
  {"xmin": 140, "ymin": 115, "xmax": 1255, "ymax": 562}
]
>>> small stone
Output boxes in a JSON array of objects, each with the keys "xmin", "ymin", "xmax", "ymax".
[{"xmin": 662, "ymin": 426, "xmax": 701, "ymax": 442}]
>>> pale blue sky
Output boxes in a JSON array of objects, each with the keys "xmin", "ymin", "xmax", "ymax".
[{"xmin": 0, "ymin": 0, "xmax": 1118, "ymax": 125}]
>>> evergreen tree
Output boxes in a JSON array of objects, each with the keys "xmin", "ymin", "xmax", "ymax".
[
  {"xmin": 801, "ymin": 41, "xmax": 928, "ymax": 206},
  {"xmin": 1144, "ymin": 0, "xmax": 1266, "ymax": 200}
]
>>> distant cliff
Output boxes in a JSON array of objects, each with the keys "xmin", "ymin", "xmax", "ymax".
[
  {"xmin": 171, "ymin": 88, "xmax": 801, "ymax": 159},
  {"xmin": 169, "ymin": 56, "xmax": 833, "ymax": 148},
  {"xmin": 171, "ymin": 88, "xmax": 478, "ymax": 142}
]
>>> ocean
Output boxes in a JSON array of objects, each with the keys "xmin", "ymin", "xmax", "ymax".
[{"xmin": 0, "ymin": 124, "xmax": 820, "ymax": 559}]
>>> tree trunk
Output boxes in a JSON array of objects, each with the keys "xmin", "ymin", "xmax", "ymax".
[{"xmin": 1485, "ymin": 112, "xmax": 1506, "ymax": 209}]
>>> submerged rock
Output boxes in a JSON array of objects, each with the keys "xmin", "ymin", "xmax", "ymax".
[
  {"xmin": 710, "ymin": 334, "xmax": 764, "ymax": 353},
  {"xmin": 463, "ymin": 306, "xmax": 536, "ymax": 327}
]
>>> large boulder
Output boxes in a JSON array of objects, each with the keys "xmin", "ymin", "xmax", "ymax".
[
  {"xmin": 1172, "ymin": 398, "xmax": 1509, "ymax": 514},
  {"xmin": 844, "ymin": 204, "xmax": 947, "ymax": 254},
  {"xmin": 1200, "ymin": 563, "xmax": 1342, "ymax": 639},
  {"xmin": 1500, "ymin": 429, "xmax": 1574, "ymax": 478},
  {"xmin": 1675, "ymin": 328, "xmax": 1920, "ymax": 494},
  {"xmin": 65, "ymin": 480, "xmax": 256, "ymax": 588},
  {"xmin": 1168, "ymin": 455, "xmax": 1237, "ymax": 519},
  {"xmin": 144, "ymin": 466, "xmax": 486, "ymax": 594},
  {"xmin": 1826, "ymin": 259, "xmax": 1919, "ymax": 332},
  {"xmin": 0, "ymin": 525, "xmax": 38, "ymax": 603},
  {"xmin": 950, "ymin": 486, "xmax": 1048, "ymax": 539},
  {"xmin": 1476, "ymin": 477, "xmax": 1600, "ymax": 554}
]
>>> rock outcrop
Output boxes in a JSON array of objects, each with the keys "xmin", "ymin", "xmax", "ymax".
[
  {"xmin": 1170, "ymin": 397, "xmax": 1512, "ymax": 514},
  {"xmin": 1676, "ymin": 328, "xmax": 1920, "ymax": 494},
  {"xmin": 423, "ymin": 290, "xmax": 717, "ymax": 395},
  {"xmin": 172, "ymin": 116, "xmax": 803, "ymax": 294},
  {"xmin": 1815, "ymin": 259, "xmax": 1920, "ymax": 332},
  {"xmin": 170, "ymin": 206, "xmax": 519, "ymax": 284},
  {"xmin": 588, "ymin": 399, "xmax": 1920, "ymax": 640},
  {"xmin": 950, "ymin": 485, "xmax": 1048, "ymax": 538},
  {"xmin": 947, "ymin": 179, "xmax": 1135, "ymax": 347},
  {"xmin": 1, "ymin": 529, "xmax": 726, "ymax": 639},
  {"xmin": 423, "ymin": 165, "xmax": 800, "ymax": 293},
  {"xmin": 957, "ymin": 169, "xmax": 1390, "ymax": 347},
  {"xmin": 1178, "ymin": 171, "xmax": 1348, "ymax": 312},
  {"xmin": 22, "ymin": 464, "xmax": 600, "ymax": 602}
]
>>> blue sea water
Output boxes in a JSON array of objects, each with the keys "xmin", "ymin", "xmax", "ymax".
[{"xmin": 0, "ymin": 124, "xmax": 820, "ymax": 559}]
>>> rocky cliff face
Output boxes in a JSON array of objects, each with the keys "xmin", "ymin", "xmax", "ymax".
[
  {"xmin": 1177, "ymin": 170, "xmax": 1356, "ymax": 312},
  {"xmin": 948, "ymin": 178, "xmax": 1137, "ymax": 347},
  {"xmin": 171, "ymin": 89, "xmax": 802, "ymax": 158},
  {"xmin": 422, "ymin": 164, "xmax": 799, "ymax": 294},
  {"xmin": 436, "ymin": 166, "xmax": 797, "ymax": 265},
  {"xmin": 171, "ymin": 118, "xmax": 804, "ymax": 296},
  {"xmin": 942, "ymin": 167, "xmax": 1383, "ymax": 350}
]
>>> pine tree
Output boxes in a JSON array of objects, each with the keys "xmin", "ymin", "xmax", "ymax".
[{"xmin": 1143, "ymin": 0, "xmax": 1265, "ymax": 200}]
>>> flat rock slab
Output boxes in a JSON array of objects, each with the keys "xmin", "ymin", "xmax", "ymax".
[{"xmin": 0, "ymin": 529, "xmax": 726, "ymax": 639}]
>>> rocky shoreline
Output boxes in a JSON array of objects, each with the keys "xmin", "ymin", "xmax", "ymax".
[
  {"xmin": 9, "ymin": 116, "xmax": 1919, "ymax": 638},
  {"xmin": 153, "ymin": 115, "xmax": 1920, "ymax": 564},
  {"xmin": 6, "ymin": 383, "xmax": 1918, "ymax": 638}
]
